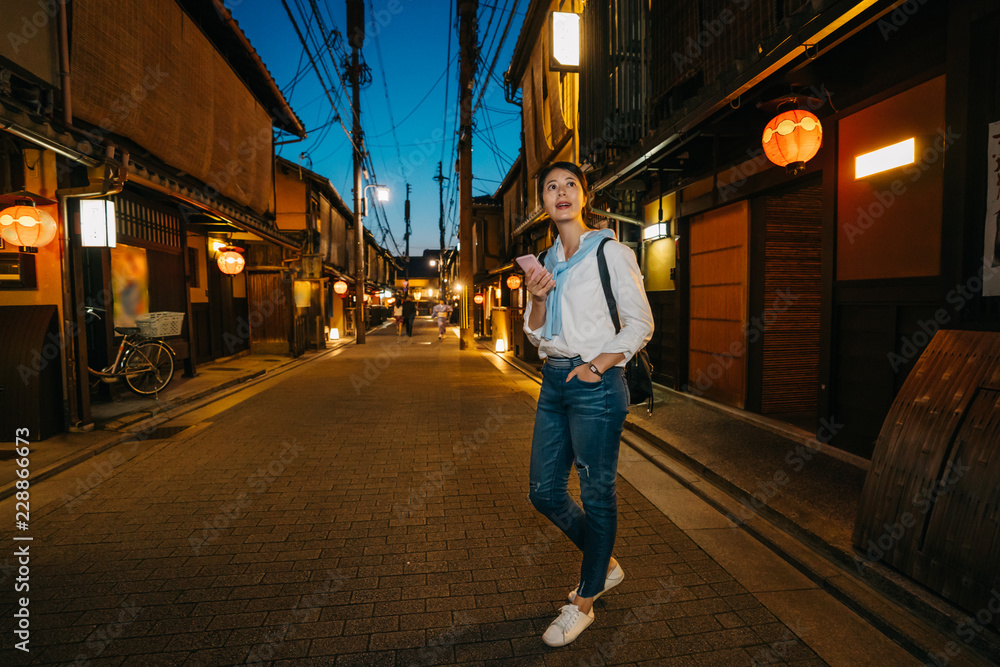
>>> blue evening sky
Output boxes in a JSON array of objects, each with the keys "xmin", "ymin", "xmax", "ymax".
[{"xmin": 226, "ymin": 0, "xmax": 526, "ymax": 257}]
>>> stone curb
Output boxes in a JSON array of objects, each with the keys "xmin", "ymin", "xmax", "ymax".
[{"xmin": 620, "ymin": 430, "xmax": 997, "ymax": 667}]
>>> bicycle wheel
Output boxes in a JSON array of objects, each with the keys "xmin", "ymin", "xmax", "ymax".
[{"xmin": 124, "ymin": 341, "xmax": 174, "ymax": 395}]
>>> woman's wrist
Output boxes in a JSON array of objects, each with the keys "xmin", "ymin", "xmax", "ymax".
[{"xmin": 590, "ymin": 353, "xmax": 625, "ymax": 374}]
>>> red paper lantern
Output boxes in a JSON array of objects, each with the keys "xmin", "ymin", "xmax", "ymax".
[
  {"xmin": 762, "ymin": 110, "xmax": 823, "ymax": 174},
  {"xmin": 506, "ymin": 274, "xmax": 522, "ymax": 290},
  {"xmin": 473, "ymin": 293, "xmax": 485, "ymax": 305},
  {"xmin": 0, "ymin": 204, "xmax": 58, "ymax": 250},
  {"xmin": 216, "ymin": 246, "xmax": 245, "ymax": 275},
  {"xmin": 333, "ymin": 280, "xmax": 349, "ymax": 295}
]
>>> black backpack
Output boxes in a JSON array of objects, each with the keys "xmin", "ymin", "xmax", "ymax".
[
  {"xmin": 538, "ymin": 239, "xmax": 655, "ymax": 413},
  {"xmin": 595, "ymin": 238, "xmax": 655, "ymax": 414}
]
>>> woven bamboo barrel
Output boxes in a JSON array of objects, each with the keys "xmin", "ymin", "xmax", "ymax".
[{"xmin": 854, "ymin": 330, "xmax": 1000, "ymax": 631}]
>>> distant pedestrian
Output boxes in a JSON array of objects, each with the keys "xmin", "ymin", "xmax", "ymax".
[
  {"xmin": 432, "ymin": 300, "xmax": 453, "ymax": 339},
  {"xmin": 393, "ymin": 300, "xmax": 404, "ymax": 335},
  {"xmin": 402, "ymin": 297, "xmax": 417, "ymax": 337},
  {"xmin": 522, "ymin": 162, "xmax": 653, "ymax": 648}
]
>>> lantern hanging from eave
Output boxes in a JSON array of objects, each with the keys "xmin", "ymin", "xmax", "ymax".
[
  {"xmin": 473, "ymin": 293, "xmax": 485, "ymax": 305},
  {"xmin": 216, "ymin": 246, "xmax": 245, "ymax": 275},
  {"xmin": 333, "ymin": 279, "xmax": 349, "ymax": 295},
  {"xmin": 0, "ymin": 204, "xmax": 58, "ymax": 251},
  {"xmin": 762, "ymin": 110, "xmax": 823, "ymax": 175},
  {"xmin": 506, "ymin": 274, "xmax": 522, "ymax": 290}
]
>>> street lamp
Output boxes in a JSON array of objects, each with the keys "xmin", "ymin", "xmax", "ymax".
[
  {"xmin": 550, "ymin": 11, "xmax": 580, "ymax": 72},
  {"xmin": 362, "ymin": 184, "xmax": 390, "ymax": 216}
]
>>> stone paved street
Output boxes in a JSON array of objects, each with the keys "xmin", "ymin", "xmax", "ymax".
[{"xmin": 3, "ymin": 320, "xmax": 912, "ymax": 665}]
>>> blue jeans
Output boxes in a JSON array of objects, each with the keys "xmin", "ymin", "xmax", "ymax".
[{"xmin": 528, "ymin": 355, "xmax": 629, "ymax": 599}]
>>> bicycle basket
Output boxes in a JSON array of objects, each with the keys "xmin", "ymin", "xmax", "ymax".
[{"xmin": 135, "ymin": 312, "xmax": 185, "ymax": 337}]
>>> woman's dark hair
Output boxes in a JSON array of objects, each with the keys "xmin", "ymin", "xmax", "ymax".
[
  {"xmin": 538, "ymin": 161, "xmax": 601, "ymax": 233},
  {"xmin": 536, "ymin": 161, "xmax": 590, "ymax": 203}
]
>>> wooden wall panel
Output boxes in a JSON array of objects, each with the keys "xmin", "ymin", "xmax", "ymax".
[
  {"xmin": 690, "ymin": 284, "xmax": 743, "ymax": 319},
  {"xmin": 836, "ymin": 76, "xmax": 945, "ymax": 280},
  {"xmin": 247, "ymin": 272, "xmax": 289, "ymax": 351},
  {"xmin": 689, "ymin": 201, "xmax": 749, "ymax": 408}
]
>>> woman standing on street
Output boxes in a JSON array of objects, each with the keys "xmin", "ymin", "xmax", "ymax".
[
  {"xmin": 522, "ymin": 162, "xmax": 653, "ymax": 647},
  {"xmin": 393, "ymin": 299, "xmax": 405, "ymax": 335}
]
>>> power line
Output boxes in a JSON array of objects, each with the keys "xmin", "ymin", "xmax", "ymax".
[
  {"xmin": 440, "ymin": 0, "xmax": 455, "ymax": 166},
  {"xmin": 367, "ymin": 0, "xmax": 405, "ymax": 171},
  {"xmin": 280, "ymin": 0, "xmax": 360, "ymax": 154},
  {"xmin": 367, "ymin": 53, "xmax": 457, "ymax": 139},
  {"xmin": 471, "ymin": 0, "xmax": 521, "ymax": 118}
]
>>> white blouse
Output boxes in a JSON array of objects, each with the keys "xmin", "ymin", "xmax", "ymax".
[{"xmin": 523, "ymin": 231, "xmax": 654, "ymax": 366}]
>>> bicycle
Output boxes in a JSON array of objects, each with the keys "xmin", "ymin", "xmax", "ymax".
[{"xmin": 84, "ymin": 307, "xmax": 180, "ymax": 396}]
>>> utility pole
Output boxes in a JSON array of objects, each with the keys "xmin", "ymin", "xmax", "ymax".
[
  {"xmin": 404, "ymin": 183, "xmax": 411, "ymax": 286},
  {"xmin": 433, "ymin": 161, "xmax": 448, "ymax": 299},
  {"xmin": 458, "ymin": 0, "xmax": 478, "ymax": 349},
  {"xmin": 347, "ymin": 0, "xmax": 366, "ymax": 344}
]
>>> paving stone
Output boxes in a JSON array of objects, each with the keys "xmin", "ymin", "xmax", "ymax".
[{"xmin": 3, "ymin": 324, "xmax": 832, "ymax": 666}]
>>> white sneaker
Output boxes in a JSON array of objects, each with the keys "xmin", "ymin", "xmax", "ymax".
[
  {"xmin": 568, "ymin": 561, "xmax": 625, "ymax": 603},
  {"xmin": 541, "ymin": 604, "xmax": 594, "ymax": 647}
]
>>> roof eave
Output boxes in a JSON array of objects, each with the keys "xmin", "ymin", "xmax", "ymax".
[
  {"xmin": 506, "ymin": 0, "xmax": 550, "ymax": 90},
  {"xmin": 177, "ymin": 0, "xmax": 307, "ymax": 138}
]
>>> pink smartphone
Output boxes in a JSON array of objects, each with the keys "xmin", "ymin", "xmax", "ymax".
[{"xmin": 515, "ymin": 254, "xmax": 545, "ymax": 275}]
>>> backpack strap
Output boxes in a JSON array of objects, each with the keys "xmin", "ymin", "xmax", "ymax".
[{"xmin": 596, "ymin": 238, "xmax": 621, "ymax": 334}]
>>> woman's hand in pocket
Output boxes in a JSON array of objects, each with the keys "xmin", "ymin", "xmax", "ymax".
[{"xmin": 567, "ymin": 365, "xmax": 601, "ymax": 384}]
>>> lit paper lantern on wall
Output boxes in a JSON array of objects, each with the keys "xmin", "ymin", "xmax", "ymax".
[
  {"xmin": 333, "ymin": 279, "xmax": 349, "ymax": 295},
  {"xmin": 506, "ymin": 274, "xmax": 522, "ymax": 290},
  {"xmin": 0, "ymin": 204, "xmax": 58, "ymax": 251},
  {"xmin": 473, "ymin": 293, "xmax": 485, "ymax": 305},
  {"xmin": 216, "ymin": 246, "xmax": 245, "ymax": 275},
  {"xmin": 762, "ymin": 110, "xmax": 823, "ymax": 174}
]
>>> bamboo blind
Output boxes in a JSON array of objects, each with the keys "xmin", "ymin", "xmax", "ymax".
[{"xmin": 762, "ymin": 184, "xmax": 823, "ymax": 415}]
